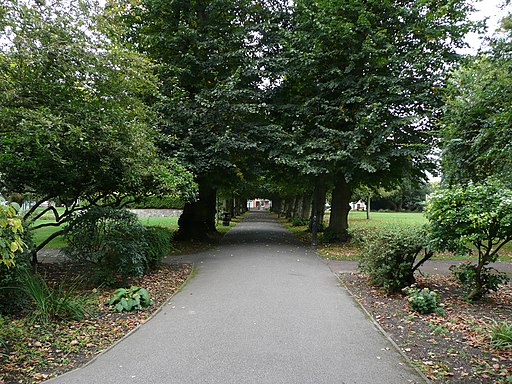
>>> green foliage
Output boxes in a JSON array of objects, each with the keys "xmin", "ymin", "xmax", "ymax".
[
  {"xmin": 403, "ymin": 286, "xmax": 445, "ymax": 316},
  {"xmin": 489, "ymin": 321, "xmax": 512, "ymax": 350},
  {"xmin": 441, "ymin": 27, "xmax": 512, "ymax": 186},
  {"xmin": 144, "ymin": 226, "xmax": 173, "ymax": 270},
  {"xmin": 425, "ymin": 179, "xmax": 512, "ymax": 300},
  {"xmin": 64, "ymin": 207, "xmax": 148, "ymax": 283},
  {"xmin": 290, "ymin": 217, "xmax": 309, "ymax": 227},
  {"xmin": 0, "ymin": 203, "xmax": 26, "ymax": 268},
  {"xmin": 0, "ymin": 0, "xmax": 196, "ymax": 256},
  {"xmin": 18, "ymin": 271, "xmax": 90, "ymax": 323},
  {"xmin": 106, "ymin": 286, "xmax": 152, "ymax": 313},
  {"xmin": 127, "ymin": 196, "xmax": 185, "ymax": 209},
  {"xmin": 358, "ymin": 226, "xmax": 433, "ymax": 293},
  {"xmin": 449, "ymin": 263, "xmax": 509, "ymax": 300}
]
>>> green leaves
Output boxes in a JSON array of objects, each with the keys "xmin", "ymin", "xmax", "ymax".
[
  {"xmin": 425, "ymin": 179, "xmax": 512, "ymax": 299},
  {"xmin": 107, "ymin": 286, "xmax": 153, "ymax": 313},
  {"xmin": 0, "ymin": 204, "xmax": 27, "ymax": 268},
  {"xmin": 441, "ymin": 47, "xmax": 512, "ymax": 185}
]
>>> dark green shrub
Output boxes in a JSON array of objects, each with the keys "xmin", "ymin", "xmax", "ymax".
[
  {"xmin": 106, "ymin": 286, "xmax": 153, "ymax": 312},
  {"xmin": 64, "ymin": 207, "xmax": 148, "ymax": 283},
  {"xmin": 403, "ymin": 286, "xmax": 445, "ymax": 316},
  {"xmin": 449, "ymin": 263, "xmax": 509, "ymax": 301},
  {"xmin": 144, "ymin": 226, "xmax": 173, "ymax": 270},
  {"xmin": 358, "ymin": 226, "xmax": 433, "ymax": 293},
  {"xmin": 290, "ymin": 217, "xmax": 309, "ymax": 227}
]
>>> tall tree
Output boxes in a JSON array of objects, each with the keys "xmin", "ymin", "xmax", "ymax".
[
  {"xmin": 441, "ymin": 14, "xmax": 512, "ymax": 186},
  {"xmin": 0, "ymin": 0, "xmax": 195, "ymax": 259},
  {"xmin": 272, "ymin": 0, "xmax": 478, "ymax": 241},
  {"xmin": 114, "ymin": 0, "xmax": 269, "ymax": 241}
]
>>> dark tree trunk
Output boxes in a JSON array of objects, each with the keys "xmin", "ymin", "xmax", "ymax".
[
  {"xmin": 310, "ymin": 175, "xmax": 327, "ymax": 231},
  {"xmin": 175, "ymin": 177, "xmax": 219, "ymax": 242},
  {"xmin": 301, "ymin": 192, "xmax": 312, "ymax": 219},
  {"xmin": 271, "ymin": 195, "xmax": 281, "ymax": 215},
  {"xmin": 292, "ymin": 195, "xmax": 301, "ymax": 218},
  {"xmin": 328, "ymin": 175, "xmax": 352, "ymax": 242}
]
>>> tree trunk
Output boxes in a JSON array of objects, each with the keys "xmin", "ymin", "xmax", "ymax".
[
  {"xmin": 366, "ymin": 194, "xmax": 371, "ymax": 220},
  {"xmin": 292, "ymin": 195, "xmax": 301, "ymax": 218},
  {"xmin": 175, "ymin": 177, "xmax": 219, "ymax": 242},
  {"xmin": 301, "ymin": 192, "xmax": 312, "ymax": 219},
  {"xmin": 310, "ymin": 175, "xmax": 326, "ymax": 232},
  {"xmin": 328, "ymin": 175, "xmax": 352, "ymax": 242},
  {"xmin": 272, "ymin": 195, "xmax": 281, "ymax": 215}
]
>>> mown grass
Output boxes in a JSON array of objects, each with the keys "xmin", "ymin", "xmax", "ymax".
[
  {"xmin": 31, "ymin": 214, "xmax": 240, "ymax": 253},
  {"xmin": 283, "ymin": 211, "xmax": 512, "ymax": 262}
]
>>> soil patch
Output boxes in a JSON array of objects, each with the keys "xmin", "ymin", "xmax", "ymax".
[
  {"xmin": 340, "ymin": 273, "xmax": 511, "ymax": 383},
  {"xmin": 0, "ymin": 263, "xmax": 192, "ymax": 384}
]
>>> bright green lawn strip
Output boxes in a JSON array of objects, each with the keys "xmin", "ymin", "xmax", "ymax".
[
  {"xmin": 285, "ymin": 211, "xmax": 512, "ymax": 262},
  {"xmin": 32, "ymin": 215, "xmax": 239, "ymax": 253}
]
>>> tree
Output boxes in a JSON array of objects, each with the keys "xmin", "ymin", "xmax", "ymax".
[
  {"xmin": 425, "ymin": 179, "xmax": 512, "ymax": 300},
  {"xmin": 441, "ymin": 15, "xmax": 512, "ymax": 186},
  {"xmin": 0, "ymin": 0, "xmax": 195, "ymax": 261},
  {"xmin": 113, "ymin": 0, "xmax": 269, "ymax": 241},
  {"xmin": 271, "ymin": 0, "xmax": 478, "ymax": 241}
]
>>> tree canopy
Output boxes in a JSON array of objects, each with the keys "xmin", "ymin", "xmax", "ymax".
[
  {"xmin": 441, "ymin": 14, "xmax": 512, "ymax": 186},
  {"xmin": 0, "ymin": 0, "xmax": 196, "ymax": 256},
  {"xmin": 0, "ymin": 0, "xmax": 486, "ymax": 245}
]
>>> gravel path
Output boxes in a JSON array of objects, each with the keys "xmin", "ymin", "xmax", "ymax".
[{"xmin": 45, "ymin": 211, "xmax": 425, "ymax": 384}]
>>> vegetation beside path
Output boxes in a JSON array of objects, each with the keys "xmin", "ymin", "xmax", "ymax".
[
  {"xmin": 0, "ymin": 212, "xmax": 239, "ymax": 384},
  {"xmin": 282, "ymin": 211, "xmax": 512, "ymax": 383}
]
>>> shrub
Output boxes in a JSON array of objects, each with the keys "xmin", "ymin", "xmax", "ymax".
[
  {"xmin": 144, "ymin": 226, "xmax": 173, "ymax": 270},
  {"xmin": 64, "ymin": 207, "xmax": 148, "ymax": 284},
  {"xmin": 0, "ymin": 203, "xmax": 28, "ymax": 268},
  {"xmin": 290, "ymin": 217, "xmax": 309, "ymax": 227},
  {"xmin": 18, "ymin": 271, "xmax": 91, "ymax": 323},
  {"xmin": 321, "ymin": 227, "xmax": 346, "ymax": 243},
  {"xmin": 358, "ymin": 225, "xmax": 433, "ymax": 293},
  {"xmin": 0, "ymin": 212, "xmax": 33, "ymax": 315},
  {"xmin": 106, "ymin": 286, "xmax": 153, "ymax": 312},
  {"xmin": 449, "ymin": 263, "xmax": 509, "ymax": 300},
  {"xmin": 425, "ymin": 179, "xmax": 512, "ymax": 300},
  {"xmin": 489, "ymin": 321, "xmax": 512, "ymax": 350},
  {"xmin": 403, "ymin": 286, "xmax": 445, "ymax": 316}
]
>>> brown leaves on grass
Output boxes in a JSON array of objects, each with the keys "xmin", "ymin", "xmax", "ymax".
[{"xmin": 0, "ymin": 263, "xmax": 192, "ymax": 384}]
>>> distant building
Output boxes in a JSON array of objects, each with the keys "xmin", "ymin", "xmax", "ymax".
[
  {"xmin": 350, "ymin": 200, "xmax": 367, "ymax": 211},
  {"xmin": 247, "ymin": 198, "xmax": 272, "ymax": 210}
]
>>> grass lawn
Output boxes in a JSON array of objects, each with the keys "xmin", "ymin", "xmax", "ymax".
[
  {"xmin": 284, "ymin": 211, "xmax": 512, "ymax": 262},
  {"xmin": 31, "ymin": 214, "xmax": 239, "ymax": 251}
]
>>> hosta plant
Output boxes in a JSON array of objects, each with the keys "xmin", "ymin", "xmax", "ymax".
[{"xmin": 107, "ymin": 286, "xmax": 153, "ymax": 313}]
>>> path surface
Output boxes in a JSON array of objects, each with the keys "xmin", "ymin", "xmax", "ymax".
[{"xmin": 45, "ymin": 211, "xmax": 425, "ymax": 384}]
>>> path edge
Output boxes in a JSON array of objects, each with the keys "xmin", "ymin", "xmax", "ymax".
[
  {"xmin": 335, "ymin": 271, "xmax": 432, "ymax": 384},
  {"xmin": 43, "ymin": 264, "xmax": 198, "ymax": 383}
]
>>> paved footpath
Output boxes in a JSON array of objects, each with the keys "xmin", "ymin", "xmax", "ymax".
[{"xmin": 46, "ymin": 211, "xmax": 425, "ymax": 384}]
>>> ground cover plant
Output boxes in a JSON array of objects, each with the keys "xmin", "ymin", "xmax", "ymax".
[
  {"xmin": 0, "ymin": 263, "xmax": 192, "ymax": 383},
  {"xmin": 341, "ymin": 273, "xmax": 511, "ymax": 383}
]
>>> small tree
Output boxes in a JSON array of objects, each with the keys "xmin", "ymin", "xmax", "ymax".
[{"xmin": 425, "ymin": 180, "xmax": 512, "ymax": 300}]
